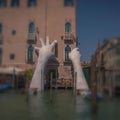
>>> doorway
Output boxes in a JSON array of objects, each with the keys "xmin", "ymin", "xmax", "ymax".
[
  {"xmin": 44, "ymin": 57, "xmax": 59, "ymax": 89},
  {"xmin": 45, "ymin": 69, "xmax": 58, "ymax": 89}
]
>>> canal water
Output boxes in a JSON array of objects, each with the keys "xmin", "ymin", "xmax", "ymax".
[{"xmin": 0, "ymin": 90, "xmax": 120, "ymax": 120}]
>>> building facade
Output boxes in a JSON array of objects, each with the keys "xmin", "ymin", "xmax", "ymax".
[
  {"xmin": 0, "ymin": 0, "xmax": 77, "ymax": 88},
  {"xmin": 96, "ymin": 38, "xmax": 120, "ymax": 96}
]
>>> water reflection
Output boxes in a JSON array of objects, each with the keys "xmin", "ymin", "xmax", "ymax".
[
  {"xmin": 28, "ymin": 90, "xmax": 91, "ymax": 120},
  {"xmin": 0, "ymin": 90, "xmax": 120, "ymax": 120},
  {"xmin": 75, "ymin": 95, "xmax": 90, "ymax": 113}
]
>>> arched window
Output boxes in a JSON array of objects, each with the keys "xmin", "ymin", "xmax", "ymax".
[
  {"xmin": 27, "ymin": 0, "xmax": 37, "ymax": 7},
  {"xmin": 27, "ymin": 44, "xmax": 34, "ymax": 62},
  {"xmin": 11, "ymin": 0, "xmax": 19, "ymax": 7},
  {"xmin": 28, "ymin": 22, "xmax": 35, "ymax": 33},
  {"xmin": 65, "ymin": 22, "xmax": 71, "ymax": 33},
  {"xmin": 65, "ymin": 44, "xmax": 71, "ymax": 61},
  {"xmin": 0, "ymin": 23, "xmax": 3, "ymax": 34},
  {"xmin": 0, "ymin": 0, "xmax": 7, "ymax": 7},
  {"xmin": 64, "ymin": 0, "xmax": 73, "ymax": 7}
]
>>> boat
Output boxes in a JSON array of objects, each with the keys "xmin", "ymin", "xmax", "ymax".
[{"xmin": 0, "ymin": 84, "xmax": 12, "ymax": 91}]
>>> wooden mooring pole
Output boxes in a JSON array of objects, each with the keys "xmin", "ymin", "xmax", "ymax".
[
  {"xmin": 50, "ymin": 72, "xmax": 53, "ymax": 101},
  {"xmin": 74, "ymin": 72, "xmax": 77, "ymax": 95},
  {"xmin": 91, "ymin": 54, "xmax": 97, "ymax": 113}
]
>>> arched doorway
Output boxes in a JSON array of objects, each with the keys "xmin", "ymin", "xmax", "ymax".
[{"xmin": 45, "ymin": 57, "xmax": 59, "ymax": 89}]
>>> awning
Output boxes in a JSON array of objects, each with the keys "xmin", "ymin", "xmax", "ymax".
[{"xmin": 0, "ymin": 67, "xmax": 25, "ymax": 75}]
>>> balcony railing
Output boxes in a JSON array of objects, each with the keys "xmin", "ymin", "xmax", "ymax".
[
  {"xmin": 27, "ymin": 59, "xmax": 34, "ymax": 64},
  {"xmin": 63, "ymin": 60, "xmax": 72, "ymax": 66},
  {"xmin": 61, "ymin": 33, "xmax": 75, "ymax": 44},
  {"xmin": 26, "ymin": 33, "xmax": 37, "ymax": 44}
]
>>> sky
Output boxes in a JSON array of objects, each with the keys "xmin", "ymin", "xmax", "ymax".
[{"xmin": 76, "ymin": 0, "xmax": 120, "ymax": 62}]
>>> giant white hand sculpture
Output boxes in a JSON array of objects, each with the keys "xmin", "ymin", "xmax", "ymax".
[
  {"xmin": 29, "ymin": 37, "xmax": 57, "ymax": 92},
  {"xmin": 69, "ymin": 48, "xmax": 89, "ymax": 91}
]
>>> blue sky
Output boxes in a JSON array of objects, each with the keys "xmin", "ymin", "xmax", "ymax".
[{"xmin": 76, "ymin": 0, "xmax": 120, "ymax": 62}]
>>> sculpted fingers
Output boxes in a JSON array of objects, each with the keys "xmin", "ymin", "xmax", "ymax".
[
  {"xmin": 51, "ymin": 40, "xmax": 57, "ymax": 50},
  {"xmin": 40, "ymin": 38, "xmax": 45, "ymax": 46},
  {"xmin": 34, "ymin": 47, "xmax": 40, "ymax": 51}
]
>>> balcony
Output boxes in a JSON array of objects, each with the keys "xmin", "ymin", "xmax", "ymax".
[
  {"xmin": 61, "ymin": 33, "xmax": 75, "ymax": 44},
  {"xmin": 0, "ymin": 34, "xmax": 3, "ymax": 44},
  {"xmin": 26, "ymin": 33, "xmax": 37, "ymax": 44},
  {"xmin": 27, "ymin": 59, "xmax": 34, "ymax": 64}
]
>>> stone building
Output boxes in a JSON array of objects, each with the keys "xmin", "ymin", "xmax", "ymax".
[
  {"xmin": 96, "ymin": 38, "xmax": 120, "ymax": 96},
  {"xmin": 0, "ymin": 0, "xmax": 77, "ymax": 88}
]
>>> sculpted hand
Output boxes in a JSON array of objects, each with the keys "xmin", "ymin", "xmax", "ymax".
[
  {"xmin": 30, "ymin": 37, "xmax": 57, "ymax": 92},
  {"xmin": 69, "ymin": 48, "xmax": 89, "ymax": 91}
]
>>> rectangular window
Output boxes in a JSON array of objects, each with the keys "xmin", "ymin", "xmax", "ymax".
[
  {"xmin": 55, "ymin": 44, "xmax": 58, "ymax": 57},
  {"xmin": 64, "ymin": 0, "xmax": 73, "ymax": 7},
  {"xmin": 0, "ymin": 0, "xmax": 7, "ymax": 7},
  {"xmin": 11, "ymin": 0, "xmax": 19, "ymax": 7},
  {"xmin": 0, "ymin": 48, "xmax": 2, "ymax": 63},
  {"xmin": 116, "ymin": 47, "xmax": 120, "ymax": 55},
  {"xmin": 0, "ymin": 34, "xmax": 3, "ymax": 44},
  {"xmin": 0, "ymin": 23, "xmax": 3, "ymax": 34},
  {"xmin": 27, "ymin": 0, "xmax": 37, "ymax": 7},
  {"xmin": 10, "ymin": 54, "xmax": 15, "ymax": 60},
  {"xmin": 27, "ymin": 45, "xmax": 34, "ymax": 64}
]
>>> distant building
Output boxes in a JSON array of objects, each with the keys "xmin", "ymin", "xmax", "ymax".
[
  {"xmin": 0, "ymin": 0, "xmax": 77, "ymax": 88},
  {"xmin": 96, "ymin": 38, "xmax": 120, "ymax": 96}
]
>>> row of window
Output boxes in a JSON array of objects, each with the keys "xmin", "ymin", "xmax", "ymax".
[
  {"xmin": 28, "ymin": 22, "xmax": 72, "ymax": 33},
  {"xmin": 0, "ymin": 0, "xmax": 36, "ymax": 7},
  {"xmin": 0, "ymin": 22, "xmax": 72, "ymax": 34},
  {"xmin": 0, "ymin": 0, "xmax": 74, "ymax": 8},
  {"xmin": 0, "ymin": 44, "xmax": 71, "ymax": 64}
]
